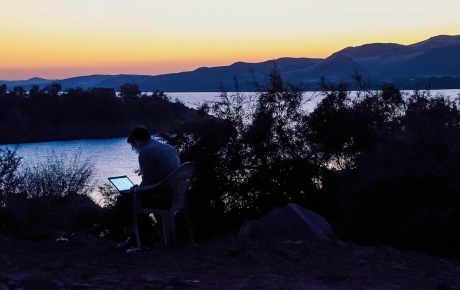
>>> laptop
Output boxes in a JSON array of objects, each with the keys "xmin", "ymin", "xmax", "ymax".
[{"xmin": 108, "ymin": 175, "xmax": 135, "ymax": 193}]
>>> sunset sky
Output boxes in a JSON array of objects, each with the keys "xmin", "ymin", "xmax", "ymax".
[{"xmin": 1, "ymin": 0, "xmax": 459, "ymax": 80}]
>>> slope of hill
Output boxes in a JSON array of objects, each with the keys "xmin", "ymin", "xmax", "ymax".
[
  {"xmin": 321, "ymin": 35, "xmax": 460, "ymax": 86},
  {"xmin": 1, "ymin": 35, "xmax": 459, "ymax": 91}
]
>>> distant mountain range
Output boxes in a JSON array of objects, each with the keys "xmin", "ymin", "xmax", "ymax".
[{"xmin": 2, "ymin": 35, "xmax": 460, "ymax": 92}]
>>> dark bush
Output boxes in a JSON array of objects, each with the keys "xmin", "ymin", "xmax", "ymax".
[
  {"xmin": 0, "ymin": 151, "xmax": 120, "ymax": 241},
  {"xmin": 3, "ymin": 71, "xmax": 460, "ymax": 257},
  {"xmin": 164, "ymin": 68, "xmax": 322, "ymax": 238},
  {"xmin": 164, "ymin": 72, "xmax": 460, "ymax": 257},
  {"xmin": 21, "ymin": 153, "xmax": 94, "ymax": 198},
  {"xmin": 0, "ymin": 83, "xmax": 197, "ymax": 144},
  {"xmin": 0, "ymin": 148, "xmax": 23, "ymax": 207},
  {"xmin": 2, "ymin": 192, "xmax": 108, "ymax": 240},
  {"xmin": 336, "ymin": 94, "xmax": 460, "ymax": 256}
]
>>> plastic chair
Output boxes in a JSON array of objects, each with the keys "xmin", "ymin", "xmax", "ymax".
[{"xmin": 132, "ymin": 162, "xmax": 195, "ymax": 249}]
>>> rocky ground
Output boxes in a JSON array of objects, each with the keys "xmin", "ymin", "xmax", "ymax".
[{"xmin": 1, "ymin": 234, "xmax": 460, "ymax": 290}]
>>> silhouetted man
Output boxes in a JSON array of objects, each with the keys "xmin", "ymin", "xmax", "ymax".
[{"xmin": 116, "ymin": 126, "xmax": 180, "ymax": 250}]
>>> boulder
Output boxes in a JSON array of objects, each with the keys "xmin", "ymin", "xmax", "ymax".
[{"xmin": 238, "ymin": 203, "xmax": 332, "ymax": 243}]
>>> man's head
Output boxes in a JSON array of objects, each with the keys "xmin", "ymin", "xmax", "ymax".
[{"xmin": 127, "ymin": 126, "xmax": 152, "ymax": 153}]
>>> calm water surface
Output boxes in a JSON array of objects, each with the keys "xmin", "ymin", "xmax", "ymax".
[
  {"xmin": 1, "ymin": 138, "xmax": 142, "ymax": 201},
  {"xmin": 168, "ymin": 89, "xmax": 460, "ymax": 111}
]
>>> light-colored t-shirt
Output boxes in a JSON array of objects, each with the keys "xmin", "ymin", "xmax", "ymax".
[{"xmin": 138, "ymin": 139, "xmax": 180, "ymax": 186}]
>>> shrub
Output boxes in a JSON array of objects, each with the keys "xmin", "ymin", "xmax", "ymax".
[
  {"xmin": 0, "ymin": 148, "xmax": 23, "ymax": 207},
  {"xmin": 21, "ymin": 152, "xmax": 94, "ymax": 197},
  {"xmin": 329, "ymin": 91, "xmax": 460, "ymax": 256},
  {"xmin": 97, "ymin": 183, "xmax": 119, "ymax": 208},
  {"xmin": 166, "ymin": 72, "xmax": 460, "ymax": 257},
  {"xmin": 1, "ymin": 152, "xmax": 117, "ymax": 240},
  {"xmin": 3, "ymin": 191, "xmax": 107, "ymax": 240},
  {"xmin": 164, "ymin": 68, "xmax": 322, "ymax": 237}
]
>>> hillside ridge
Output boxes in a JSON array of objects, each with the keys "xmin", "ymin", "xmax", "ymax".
[{"xmin": 2, "ymin": 34, "xmax": 459, "ymax": 91}]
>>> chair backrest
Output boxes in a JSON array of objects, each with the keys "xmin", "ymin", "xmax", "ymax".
[{"xmin": 162, "ymin": 162, "xmax": 196, "ymax": 212}]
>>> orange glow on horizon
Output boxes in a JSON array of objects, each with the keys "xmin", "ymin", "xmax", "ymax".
[{"xmin": 1, "ymin": 0, "xmax": 459, "ymax": 80}]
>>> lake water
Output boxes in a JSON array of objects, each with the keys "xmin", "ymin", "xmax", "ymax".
[
  {"xmin": 167, "ymin": 89, "xmax": 460, "ymax": 111},
  {"xmin": 2, "ymin": 89, "xmax": 459, "ymax": 201},
  {"xmin": 1, "ymin": 137, "xmax": 142, "ymax": 202}
]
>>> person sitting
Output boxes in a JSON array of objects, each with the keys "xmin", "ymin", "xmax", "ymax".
[{"xmin": 116, "ymin": 125, "xmax": 181, "ymax": 250}]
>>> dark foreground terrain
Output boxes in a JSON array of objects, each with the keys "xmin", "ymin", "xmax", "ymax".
[{"xmin": 1, "ymin": 234, "xmax": 460, "ymax": 290}]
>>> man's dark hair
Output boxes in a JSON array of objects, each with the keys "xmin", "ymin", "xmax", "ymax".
[{"xmin": 127, "ymin": 126, "xmax": 152, "ymax": 143}]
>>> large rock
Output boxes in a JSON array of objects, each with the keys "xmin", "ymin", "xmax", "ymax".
[{"xmin": 238, "ymin": 203, "xmax": 332, "ymax": 243}]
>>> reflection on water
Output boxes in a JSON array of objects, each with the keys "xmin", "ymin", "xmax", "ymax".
[
  {"xmin": 168, "ymin": 89, "xmax": 460, "ymax": 112},
  {"xmin": 168, "ymin": 91, "xmax": 324, "ymax": 112},
  {"xmin": 0, "ymin": 137, "xmax": 142, "ymax": 201}
]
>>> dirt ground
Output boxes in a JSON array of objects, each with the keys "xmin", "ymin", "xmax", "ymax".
[{"xmin": 1, "ymin": 234, "xmax": 460, "ymax": 290}]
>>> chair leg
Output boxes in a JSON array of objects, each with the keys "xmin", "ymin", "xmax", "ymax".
[
  {"xmin": 166, "ymin": 213, "xmax": 176, "ymax": 249},
  {"xmin": 156, "ymin": 216, "xmax": 167, "ymax": 249},
  {"xmin": 133, "ymin": 212, "xmax": 142, "ymax": 249},
  {"xmin": 183, "ymin": 207, "xmax": 194, "ymax": 244}
]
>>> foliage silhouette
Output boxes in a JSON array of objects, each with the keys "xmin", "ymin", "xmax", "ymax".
[
  {"xmin": 0, "ymin": 83, "xmax": 197, "ymax": 144},
  {"xmin": 163, "ymin": 68, "xmax": 323, "ymax": 237},
  {"xmin": 0, "ymin": 148, "xmax": 23, "ymax": 207},
  {"xmin": 21, "ymin": 152, "xmax": 94, "ymax": 198},
  {"xmin": 2, "ymin": 71, "xmax": 460, "ymax": 257},
  {"xmin": 0, "ymin": 150, "xmax": 111, "ymax": 240},
  {"xmin": 336, "ymin": 90, "xmax": 460, "ymax": 256},
  {"xmin": 163, "ymin": 69, "xmax": 460, "ymax": 257}
]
